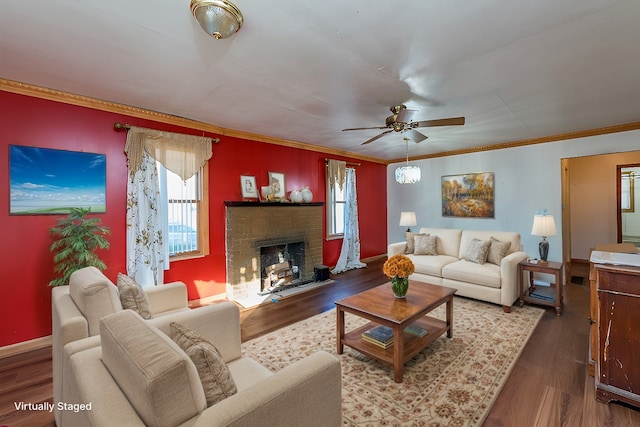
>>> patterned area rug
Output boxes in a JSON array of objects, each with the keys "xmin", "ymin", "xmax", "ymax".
[{"xmin": 242, "ymin": 296, "xmax": 544, "ymax": 426}]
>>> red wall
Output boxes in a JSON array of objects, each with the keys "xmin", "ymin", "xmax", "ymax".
[{"xmin": 0, "ymin": 90, "xmax": 387, "ymax": 347}]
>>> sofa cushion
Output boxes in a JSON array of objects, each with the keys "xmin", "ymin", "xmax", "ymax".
[
  {"xmin": 405, "ymin": 232, "xmax": 426, "ymax": 254},
  {"xmin": 459, "ymin": 230, "xmax": 522, "ymax": 258},
  {"xmin": 418, "ymin": 228, "xmax": 463, "ymax": 257},
  {"xmin": 117, "ymin": 273, "xmax": 152, "ymax": 319},
  {"xmin": 443, "ymin": 260, "xmax": 502, "ymax": 289},
  {"xmin": 69, "ymin": 266, "xmax": 123, "ymax": 336},
  {"xmin": 414, "ymin": 234, "xmax": 437, "ymax": 255},
  {"xmin": 487, "ymin": 236, "xmax": 512, "ymax": 265},
  {"xmin": 169, "ymin": 322, "xmax": 238, "ymax": 407},
  {"xmin": 409, "ymin": 254, "xmax": 459, "ymax": 277},
  {"xmin": 462, "ymin": 238, "xmax": 491, "ymax": 264},
  {"xmin": 100, "ymin": 310, "xmax": 206, "ymax": 427}
]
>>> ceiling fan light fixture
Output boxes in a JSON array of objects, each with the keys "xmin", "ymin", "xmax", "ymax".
[
  {"xmin": 190, "ymin": 0, "xmax": 243, "ymax": 40},
  {"xmin": 395, "ymin": 165, "xmax": 421, "ymax": 184},
  {"xmin": 395, "ymin": 137, "xmax": 421, "ymax": 184}
]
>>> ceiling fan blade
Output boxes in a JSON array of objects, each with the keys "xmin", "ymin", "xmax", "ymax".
[
  {"xmin": 342, "ymin": 126, "xmax": 389, "ymax": 131},
  {"xmin": 361, "ymin": 130, "xmax": 393, "ymax": 145},
  {"xmin": 405, "ymin": 129, "xmax": 428, "ymax": 143},
  {"xmin": 396, "ymin": 108, "xmax": 417, "ymax": 123},
  {"xmin": 415, "ymin": 116, "xmax": 466, "ymax": 127}
]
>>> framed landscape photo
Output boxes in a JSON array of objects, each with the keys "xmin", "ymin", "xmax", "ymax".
[
  {"xmin": 9, "ymin": 145, "xmax": 107, "ymax": 215},
  {"xmin": 268, "ymin": 171, "xmax": 285, "ymax": 198},
  {"xmin": 240, "ymin": 175, "xmax": 258, "ymax": 199},
  {"xmin": 441, "ymin": 172, "xmax": 494, "ymax": 218}
]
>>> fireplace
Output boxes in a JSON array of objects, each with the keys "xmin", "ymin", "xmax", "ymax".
[
  {"xmin": 259, "ymin": 240, "xmax": 309, "ymax": 293},
  {"xmin": 224, "ymin": 202, "xmax": 323, "ymax": 302}
]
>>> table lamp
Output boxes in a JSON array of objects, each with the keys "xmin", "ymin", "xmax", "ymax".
[
  {"xmin": 531, "ymin": 213, "xmax": 557, "ymax": 263},
  {"xmin": 399, "ymin": 211, "xmax": 417, "ymax": 232}
]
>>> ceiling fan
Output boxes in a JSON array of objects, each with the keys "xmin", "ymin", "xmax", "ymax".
[{"xmin": 342, "ymin": 104, "xmax": 465, "ymax": 145}]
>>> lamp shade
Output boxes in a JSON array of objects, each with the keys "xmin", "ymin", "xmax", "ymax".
[
  {"xmin": 531, "ymin": 214, "xmax": 557, "ymax": 237},
  {"xmin": 190, "ymin": 0, "xmax": 243, "ymax": 39},
  {"xmin": 399, "ymin": 211, "xmax": 417, "ymax": 227}
]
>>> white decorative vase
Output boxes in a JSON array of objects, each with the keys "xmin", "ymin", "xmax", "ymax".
[
  {"xmin": 301, "ymin": 186, "xmax": 313, "ymax": 203},
  {"xmin": 290, "ymin": 189, "xmax": 303, "ymax": 203}
]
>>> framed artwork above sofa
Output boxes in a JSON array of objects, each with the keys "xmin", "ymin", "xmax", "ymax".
[{"xmin": 441, "ymin": 172, "xmax": 494, "ymax": 218}]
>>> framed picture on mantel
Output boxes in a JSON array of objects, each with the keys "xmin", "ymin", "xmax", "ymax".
[
  {"xmin": 268, "ymin": 172, "xmax": 286, "ymax": 198},
  {"xmin": 240, "ymin": 175, "xmax": 258, "ymax": 199}
]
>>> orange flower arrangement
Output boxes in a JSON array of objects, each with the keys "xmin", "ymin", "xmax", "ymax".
[{"xmin": 383, "ymin": 254, "xmax": 415, "ymax": 278}]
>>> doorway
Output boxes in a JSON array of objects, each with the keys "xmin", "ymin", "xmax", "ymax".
[
  {"xmin": 561, "ymin": 151, "xmax": 640, "ymax": 264},
  {"xmin": 618, "ymin": 164, "xmax": 640, "ymax": 247}
]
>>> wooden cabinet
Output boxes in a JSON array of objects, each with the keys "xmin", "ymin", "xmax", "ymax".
[
  {"xmin": 588, "ymin": 243, "xmax": 638, "ymax": 377},
  {"xmin": 593, "ymin": 263, "xmax": 640, "ymax": 408}
]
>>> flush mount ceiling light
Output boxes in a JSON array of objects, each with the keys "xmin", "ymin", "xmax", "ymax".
[{"xmin": 190, "ymin": 0, "xmax": 243, "ymax": 40}]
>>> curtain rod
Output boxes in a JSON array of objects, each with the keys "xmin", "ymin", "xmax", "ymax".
[
  {"xmin": 324, "ymin": 158, "xmax": 360, "ymax": 167},
  {"xmin": 114, "ymin": 122, "xmax": 220, "ymax": 143}
]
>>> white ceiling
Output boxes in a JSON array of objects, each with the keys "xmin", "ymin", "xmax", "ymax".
[{"xmin": 1, "ymin": 0, "xmax": 640, "ymax": 162}]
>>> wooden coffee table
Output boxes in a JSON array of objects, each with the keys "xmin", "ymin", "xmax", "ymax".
[{"xmin": 335, "ymin": 281, "xmax": 456, "ymax": 383}]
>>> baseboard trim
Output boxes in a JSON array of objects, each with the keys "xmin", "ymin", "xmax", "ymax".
[
  {"xmin": 362, "ymin": 254, "xmax": 387, "ymax": 263},
  {"xmin": 0, "ymin": 335, "xmax": 52, "ymax": 359}
]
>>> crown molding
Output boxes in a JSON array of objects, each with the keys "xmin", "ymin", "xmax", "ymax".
[
  {"xmin": 0, "ymin": 78, "xmax": 386, "ymax": 165},
  {"xmin": 5, "ymin": 78, "xmax": 636, "ymax": 167},
  {"xmin": 387, "ymin": 121, "xmax": 640, "ymax": 165}
]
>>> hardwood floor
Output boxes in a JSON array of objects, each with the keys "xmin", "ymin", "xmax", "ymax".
[{"xmin": 1, "ymin": 257, "xmax": 639, "ymax": 426}]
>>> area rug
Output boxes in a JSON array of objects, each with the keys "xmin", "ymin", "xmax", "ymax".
[
  {"xmin": 234, "ymin": 279, "xmax": 335, "ymax": 308},
  {"xmin": 242, "ymin": 296, "xmax": 544, "ymax": 426}
]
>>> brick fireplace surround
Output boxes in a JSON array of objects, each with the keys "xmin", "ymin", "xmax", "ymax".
[{"xmin": 224, "ymin": 202, "xmax": 323, "ymax": 302}]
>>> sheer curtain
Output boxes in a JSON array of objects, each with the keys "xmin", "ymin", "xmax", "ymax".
[
  {"xmin": 124, "ymin": 126, "xmax": 213, "ymax": 287},
  {"xmin": 331, "ymin": 168, "xmax": 367, "ymax": 274}
]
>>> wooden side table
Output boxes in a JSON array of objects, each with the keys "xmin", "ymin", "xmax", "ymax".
[{"xmin": 519, "ymin": 260, "xmax": 564, "ymax": 315}]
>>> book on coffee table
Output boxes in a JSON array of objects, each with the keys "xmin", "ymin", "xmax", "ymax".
[
  {"xmin": 362, "ymin": 325, "xmax": 394, "ymax": 347},
  {"xmin": 362, "ymin": 334, "xmax": 394, "ymax": 348},
  {"xmin": 404, "ymin": 324, "xmax": 428, "ymax": 337}
]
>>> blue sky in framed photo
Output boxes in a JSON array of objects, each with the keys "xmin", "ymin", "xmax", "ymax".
[{"xmin": 9, "ymin": 145, "xmax": 106, "ymax": 214}]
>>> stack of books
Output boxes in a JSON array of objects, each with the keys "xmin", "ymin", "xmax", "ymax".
[
  {"xmin": 362, "ymin": 324, "xmax": 429, "ymax": 348},
  {"xmin": 530, "ymin": 286, "xmax": 555, "ymax": 302},
  {"xmin": 362, "ymin": 325, "xmax": 394, "ymax": 348}
]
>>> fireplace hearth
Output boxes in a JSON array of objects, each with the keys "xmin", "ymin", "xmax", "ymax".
[{"xmin": 224, "ymin": 202, "xmax": 323, "ymax": 302}]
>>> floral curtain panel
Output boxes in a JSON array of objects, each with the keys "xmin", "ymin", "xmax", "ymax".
[
  {"xmin": 331, "ymin": 168, "xmax": 367, "ymax": 274},
  {"xmin": 126, "ymin": 151, "xmax": 164, "ymax": 286},
  {"xmin": 124, "ymin": 126, "xmax": 213, "ymax": 286}
]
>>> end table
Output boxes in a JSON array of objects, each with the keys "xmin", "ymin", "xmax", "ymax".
[{"xmin": 518, "ymin": 260, "xmax": 564, "ymax": 315}]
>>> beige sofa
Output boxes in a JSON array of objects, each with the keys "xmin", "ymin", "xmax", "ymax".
[
  {"xmin": 61, "ymin": 305, "xmax": 342, "ymax": 427},
  {"xmin": 388, "ymin": 228, "xmax": 528, "ymax": 312},
  {"xmin": 51, "ymin": 267, "xmax": 242, "ymax": 426}
]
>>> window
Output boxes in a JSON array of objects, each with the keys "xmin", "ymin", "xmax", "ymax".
[
  {"xmin": 159, "ymin": 162, "xmax": 209, "ymax": 260},
  {"xmin": 326, "ymin": 177, "xmax": 345, "ymax": 238}
]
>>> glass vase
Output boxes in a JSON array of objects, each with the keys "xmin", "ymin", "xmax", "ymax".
[{"xmin": 391, "ymin": 276, "xmax": 409, "ymax": 298}]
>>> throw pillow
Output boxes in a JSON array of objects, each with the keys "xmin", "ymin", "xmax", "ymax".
[
  {"xmin": 463, "ymin": 238, "xmax": 491, "ymax": 264},
  {"xmin": 117, "ymin": 273, "xmax": 152, "ymax": 319},
  {"xmin": 487, "ymin": 236, "xmax": 512, "ymax": 265},
  {"xmin": 405, "ymin": 232, "xmax": 426, "ymax": 254},
  {"xmin": 414, "ymin": 234, "xmax": 438, "ymax": 256},
  {"xmin": 169, "ymin": 322, "xmax": 238, "ymax": 407}
]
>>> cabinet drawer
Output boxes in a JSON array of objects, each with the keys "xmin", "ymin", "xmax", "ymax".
[{"xmin": 596, "ymin": 265, "xmax": 640, "ymax": 296}]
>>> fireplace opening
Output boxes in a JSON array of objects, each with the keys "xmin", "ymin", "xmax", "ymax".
[{"xmin": 259, "ymin": 241, "xmax": 311, "ymax": 294}]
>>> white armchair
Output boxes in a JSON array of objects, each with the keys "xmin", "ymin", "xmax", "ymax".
[
  {"xmin": 61, "ymin": 304, "xmax": 342, "ymax": 426},
  {"xmin": 51, "ymin": 267, "xmax": 231, "ymax": 426}
]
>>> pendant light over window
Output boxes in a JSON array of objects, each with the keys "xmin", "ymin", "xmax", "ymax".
[
  {"xmin": 395, "ymin": 137, "xmax": 421, "ymax": 184},
  {"xmin": 190, "ymin": 0, "xmax": 243, "ymax": 40}
]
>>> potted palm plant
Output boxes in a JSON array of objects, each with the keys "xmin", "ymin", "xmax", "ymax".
[{"xmin": 49, "ymin": 207, "xmax": 110, "ymax": 287}]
